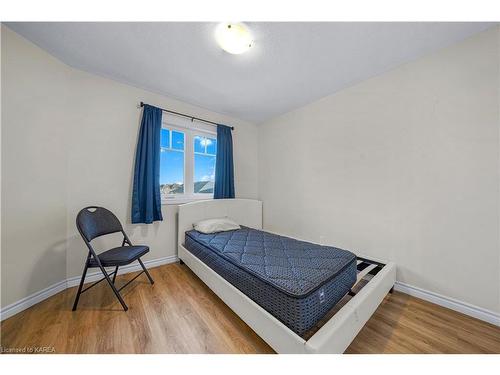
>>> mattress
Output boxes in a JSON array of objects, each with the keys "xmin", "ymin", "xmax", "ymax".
[{"xmin": 184, "ymin": 226, "xmax": 357, "ymax": 336}]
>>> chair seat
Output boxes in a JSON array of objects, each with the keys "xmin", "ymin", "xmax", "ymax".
[{"xmin": 89, "ymin": 245, "xmax": 149, "ymax": 267}]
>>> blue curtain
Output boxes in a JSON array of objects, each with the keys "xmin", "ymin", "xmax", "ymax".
[
  {"xmin": 131, "ymin": 104, "xmax": 163, "ymax": 224},
  {"xmin": 214, "ymin": 124, "xmax": 235, "ymax": 199}
]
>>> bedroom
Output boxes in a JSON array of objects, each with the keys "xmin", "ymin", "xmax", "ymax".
[{"xmin": 1, "ymin": 0, "xmax": 499, "ymax": 372}]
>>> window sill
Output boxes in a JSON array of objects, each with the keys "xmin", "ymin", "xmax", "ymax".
[{"xmin": 161, "ymin": 195, "xmax": 213, "ymax": 206}]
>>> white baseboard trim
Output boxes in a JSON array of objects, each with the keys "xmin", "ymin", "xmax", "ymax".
[
  {"xmin": 0, "ymin": 255, "xmax": 178, "ymax": 321},
  {"xmin": 3, "ymin": 260, "xmax": 498, "ymax": 328},
  {"xmin": 66, "ymin": 255, "xmax": 178, "ymax": 287},
  {"xmin": 394, "ymin": 281, "xmax": 500, "ymax": 327},
  {"xmin": 0, "ymin": 279, "xmax": 68, "ymax": 323}
]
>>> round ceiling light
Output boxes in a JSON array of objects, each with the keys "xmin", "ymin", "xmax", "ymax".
[{"xmin": 215, "ymin": 22, "xmax": 253, "ymax": 55}]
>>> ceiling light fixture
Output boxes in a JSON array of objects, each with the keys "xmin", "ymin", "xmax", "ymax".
[{"xmin": 215, "ymin": 22, "xmax": 253, "ymax": 55}]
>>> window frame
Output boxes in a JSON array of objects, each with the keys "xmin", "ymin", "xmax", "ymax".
[{"xmin": 160, "ymin": 114, "xmax": 217, "ymax": 205}]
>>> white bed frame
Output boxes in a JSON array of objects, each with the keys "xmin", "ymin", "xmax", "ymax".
[{"xmin": 177, "ymin": 199, "xmax": 396, "ymax": 354}]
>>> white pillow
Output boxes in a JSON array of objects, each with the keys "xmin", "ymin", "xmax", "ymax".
[{"xmin": 193, "ymin": 217, "xmax": 241, "ymax": 234}]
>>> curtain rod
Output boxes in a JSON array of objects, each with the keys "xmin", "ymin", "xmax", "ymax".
[{"xmin": 139, "ymin": 102, "xmax": 234, "ymax": 130}]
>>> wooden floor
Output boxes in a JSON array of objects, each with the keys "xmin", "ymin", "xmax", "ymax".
[{"xmin": 1, "ymin": 263, "xmax": 499, "ymax": 354}]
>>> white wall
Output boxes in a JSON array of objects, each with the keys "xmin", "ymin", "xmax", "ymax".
[
  {"xmin": 1, "ymin": 25, "xmax": 259, "ymax": 307},
  {"xmin": 1, "ymin": 26, "xmax": 70, "ymax": 309},
  {"xmin": 258, "ymin": 27, "xmax": 500, "ymax": 314}
]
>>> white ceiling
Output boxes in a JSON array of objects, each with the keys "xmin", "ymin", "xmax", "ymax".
[{"xmin": 5, "ymin": 22, "xmax": 494, "ymax": 123}]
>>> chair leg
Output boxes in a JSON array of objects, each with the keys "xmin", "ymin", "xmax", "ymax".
[
  {"xmin": 99, "ymin": 265, "xmax": 128, "ymax": 311},
  {"xmin": 112, "ymin": 266, "xmax": 119, "ymax": 284},
  {"xmin": 138, "ymin": 258, "xmax": 154, "ymax": 285},
  {"xmin": 72, "ymin": 262, "xmax": 89, "ymax": 311}
]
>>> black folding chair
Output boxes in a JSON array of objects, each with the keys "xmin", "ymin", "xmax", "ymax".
[{"xmin": 72, "ymin": 206, "xmax": 154, "ymax": 311}]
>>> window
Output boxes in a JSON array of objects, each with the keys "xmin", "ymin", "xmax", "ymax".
[
  {"xmin": 194, "ymin": 135, "xmax": 217, "ymax": 194},
  {"xmin": 160, "ymin": 116, "xmax": 217, "ymax": 204},
  {"xmin": 160, "ymin": 129, "xmax": 185, "ymax": 195}
]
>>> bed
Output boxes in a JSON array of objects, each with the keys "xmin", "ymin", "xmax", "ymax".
[{"xmin": 177, "ymin": 199, "xmax": 396, "ymax": 353}]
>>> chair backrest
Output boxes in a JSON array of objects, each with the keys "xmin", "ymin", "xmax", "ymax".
[{"xmin": 76, "ymin": 206, "xmax": 124, "ymax": 242}]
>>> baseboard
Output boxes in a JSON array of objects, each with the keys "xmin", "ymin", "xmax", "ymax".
[
  {"xmin": 66, "ymin": 255, "xmax": 178, "ymax": 287},
  {"xmin": 0, "ymin": 279, "xmax": 68, "ymax": 322},
  {"xmin": 3, "ymin": 261, "xmax": 498, "ymax": 327},
  {"xmin": 394, "ymin": 281, "xmax": 500, "ymax": 327},
  {"xmin": 0, "ymin": 255, "xmax": 178, "ymax": 321}
]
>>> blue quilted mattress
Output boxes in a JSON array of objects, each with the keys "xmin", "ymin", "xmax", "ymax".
[{"xmin": 184, "ymin": 226, "xmax": 357, "ymax": 336}]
